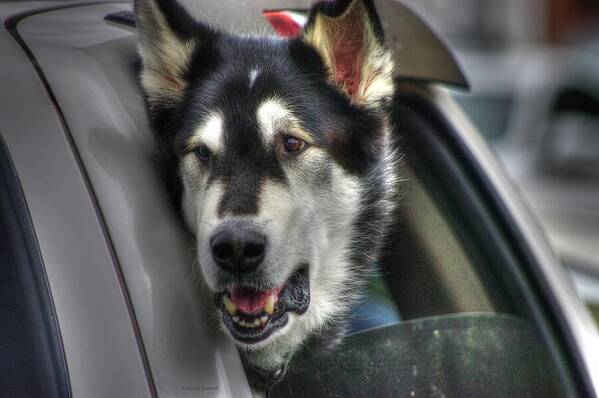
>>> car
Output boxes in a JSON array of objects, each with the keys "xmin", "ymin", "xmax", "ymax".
[{"xmin": 0, "ymin": 0, "xmax": 597, "ymax": 397}]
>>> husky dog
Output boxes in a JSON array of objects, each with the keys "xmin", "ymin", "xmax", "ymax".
[{"xmin": 135, "ymin": 0, "xmax": 398, "ymax": 390}]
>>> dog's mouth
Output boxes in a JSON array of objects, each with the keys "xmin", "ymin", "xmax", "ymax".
[{"xmin": 216, "ymin": 266, "xmax": 310, "ymax": 344}]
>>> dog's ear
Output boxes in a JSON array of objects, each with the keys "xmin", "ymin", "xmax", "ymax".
[
  {"xmin": 134, "ymin": 0, "xmax": 215, "ymax": 109},
  {"xmin": 300, "ymin": 0, "xmax": 394, "ymax": 106}
]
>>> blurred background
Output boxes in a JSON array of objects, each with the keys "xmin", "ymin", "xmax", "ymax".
[{"xmin": 405, "ymin": 0, "xmax": 599, "ymax": 324}]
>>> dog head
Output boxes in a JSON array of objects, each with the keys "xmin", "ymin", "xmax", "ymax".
[{"xmin": 135, "ymin": 0, "xmax": 397, "ymax": 387}]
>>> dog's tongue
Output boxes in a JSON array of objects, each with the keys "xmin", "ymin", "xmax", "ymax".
[{"xmin": 230, "ymin": 286, "xmax": 281, "ymax": 314}]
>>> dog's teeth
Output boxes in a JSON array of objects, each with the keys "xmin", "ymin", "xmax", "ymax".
[
  {"xmin": 253, "ymin": 318, "xmax": 260, "ymax": 327},
  {"xmin": 260, "ymin": 316, "xmax": 268, "ymax": 324},
  {"xmin": 232, "ymin": 316, "xmax": 240, "ymax": 323},
  {"xmin": 223, "ymin": 295, "xmax": 237, "ymax": 315},
  {"xmin": 264, "ymin": 296, "xmax": 275, "ymax": 315}
]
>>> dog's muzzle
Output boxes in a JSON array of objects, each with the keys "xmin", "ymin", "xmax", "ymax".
[
  {"xmin": 215, "ymin": 266, "xmax": 310, "ymax": 344},
  {"xmin": 209, "ymin": 222, "xmax": 311, "ymax": 344}
]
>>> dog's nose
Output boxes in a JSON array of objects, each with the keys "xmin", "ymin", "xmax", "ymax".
[{"xmin": 210, "ymin": 227, "xmax": 266, "ymax": 273}]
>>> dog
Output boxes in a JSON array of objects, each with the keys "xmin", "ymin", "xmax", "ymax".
[{"xmin": 134, "ymin": 0, "xmax": 398, "ymax": 390}]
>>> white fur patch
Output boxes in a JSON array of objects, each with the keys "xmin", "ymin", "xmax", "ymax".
[
  {"xmin": 181, "ymin": 183, "xmax": 197, "ymax": 231},
  {"xmin": 195, "ymin": 182, "xmax": 226, "ymax": 290},
  {"xmin": 198, "ymin": 182, "xmax": 224, "ymax": 232},
  {"xmin": 188, "ymin": 112, "xmax": 225, "ymax": 153},
  {"xmin": 256, "ymin": 98, "xmax": 292, "ymax": 145},
  {"xmin": 256, "ymin": 180, "xmax": 295, "ymax": 226},
  {"xmin": 249, "ymin": 68, "xmax": 260, "ymax": 88}
]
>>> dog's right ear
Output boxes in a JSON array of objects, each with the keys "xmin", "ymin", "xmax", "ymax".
[{"xmin": 134, "ymin": 0, "xmax": 215, "ymax": 109}]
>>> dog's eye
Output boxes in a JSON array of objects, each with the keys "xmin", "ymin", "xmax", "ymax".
[
  {"xmin": 283, "ymin": 136, "xmax": 306, "ymax": 153},
  {"xmin": 195, "ymin": 144, "xmax": 211, "ymax": 162}
]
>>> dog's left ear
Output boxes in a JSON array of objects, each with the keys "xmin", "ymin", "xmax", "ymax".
[
  {"xmin": 301, "ymin": 0, "xmax": 394, "ymax": 106},
  {"xmin": 134, "ymin": 0, "xmax": 215, "ymax": 110}
]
